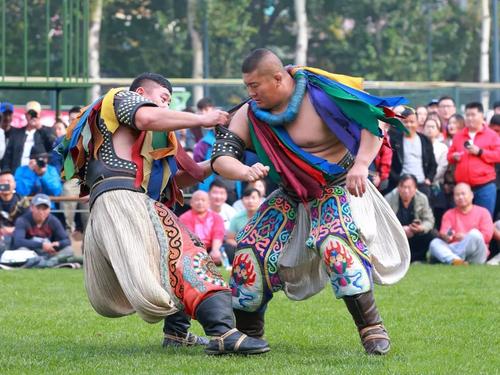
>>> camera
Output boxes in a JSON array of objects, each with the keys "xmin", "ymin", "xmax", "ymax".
[
  {"xmin": 0, "ymin": 183, "xmax": 10, "ymax": 192},
  {"xmin": 464, "ymin": 140, "xmax": 472, "ymax": 148},
  {"xmin": 36, "ymin": 157, "xmax": 47, "ymax": 168},
  {"xmin": 27, "ymin": 109, "xmax": 38, "ymax": 119}
]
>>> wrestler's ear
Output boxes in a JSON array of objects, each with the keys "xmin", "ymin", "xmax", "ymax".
[
  {"xmin": 273, "ymin": 72, "xmax": 282, "ymax": 87},
  {"xmin": 135, "ymin": 87, "xmax": 145, "ymax": 95}
]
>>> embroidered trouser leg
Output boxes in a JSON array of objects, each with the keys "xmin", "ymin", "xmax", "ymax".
[
  {"xmin": 84, "ymin": 190, "xmax": 229, "ymax": 323},
  {"xmin": 230, "ymin": 185, "xmax": 373, "ymax": 314}
]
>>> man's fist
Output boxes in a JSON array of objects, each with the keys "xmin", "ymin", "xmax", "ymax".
[
  {"xmin": 201, "ymin": 110, "xmax": 229, "ymax": 128},
  {"xmin": 242, "ymin": 163, "xmax": 269, "ymax": 182}
]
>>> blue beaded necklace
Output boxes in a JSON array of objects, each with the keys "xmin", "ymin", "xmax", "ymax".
[{"xmin": 250, "ymin": 71, "xmax": 307, "ymax": 126}]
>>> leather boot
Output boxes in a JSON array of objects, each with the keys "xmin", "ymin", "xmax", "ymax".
[
  {"xmin": 234, "ymin": 309, "xmax": 265, "ymax": 338},
  {"xmin": 343, "ymin": 291, "xmax": 390, "ymax": 355},
  {"xmin": 162, "ymin": 310, "xmax": 209, "ymax": 347},
  {"xmin": 195, "ymin": 291, "xmax": 270, "ymax": 355}
]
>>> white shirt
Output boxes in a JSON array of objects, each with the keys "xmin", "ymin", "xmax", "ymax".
[
  {"xmin": 402, "ymin": 135, "xmax": 425, "ymax": 183},
  {"xmin": 433, "ymin": 140, "xmax": 449, "ymax": 184},
  {"xmin": 213, "ymin": 203, "xmax": 236, "ymax": 231},
  {"xmin": 21, "ymin": 129, "xmax": 36, "ymax": 166}
]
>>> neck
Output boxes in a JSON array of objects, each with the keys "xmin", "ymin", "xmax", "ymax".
[
  {"xmin": 401, "ymin": 198, "xmax": 412, "ymax": 208},
  {"xmin": 458, "ymin": 204, "xmax": 473, "ymax": 214},
  {"xmin": 247, "ymin": 210, "xmax": 257, "ymax": 218},
  {"xmin": 271, "ymin": 76, "xmax": 295, "ymax": 114},
  {"xmin": 1, "ymin": 193, "xmax": 13, "ymax": 201},
  {"xmin": 405, "ymin": 131, "xmax": 417, "ymax": 138},
  {"xmin": 211, "ymin": 205, "xmax": 222, "ymax": 213}
]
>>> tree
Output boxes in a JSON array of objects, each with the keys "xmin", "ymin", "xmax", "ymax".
[
  {"xmin": 89, "ymin": 0, "xmax": 103, "ymax": 100},
  {"xmin": 479, "ymin": 0, "xmax": 491, "ymax": 108},
  {"xmin": 294, "ymin": 0, "xmax": 308, "ymax": 65},
  {"xmin": 187, "ymin": 0, "xmax": 203, "ymax": 105}
]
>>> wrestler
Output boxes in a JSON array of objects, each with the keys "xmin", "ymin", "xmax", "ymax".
[
  {"xmin": 212, "ymin": 49, "xmax": 409, "ymax": 355},
  {"xmin": 58, "ymin": 72, "xmax": 269, "ymax": 355}
]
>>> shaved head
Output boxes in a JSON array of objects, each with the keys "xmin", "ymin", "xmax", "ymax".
[{"xmin": 242, "ymin": 48, "xmax": 285, "ymax": 76}]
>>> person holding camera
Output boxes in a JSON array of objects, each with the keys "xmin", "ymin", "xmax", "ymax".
[
  {"xmin": 0, "ymin": 171, "xmax": 30, "ymax": 251},
  {"xmin": 448, "ymin": 102, "xmax": 500, "ymax": 217},
  {"xmin": 14, "ymin": 145, "xmax": 62, "ymax": 197},
  {"xmin": 385, "ymin": 174, "xmax": 436, "ymax": 263}
]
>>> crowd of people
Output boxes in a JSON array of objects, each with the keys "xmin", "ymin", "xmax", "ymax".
[{"xmin": 0, "ymin": 94, "xmax": 500, "ymax": 269}]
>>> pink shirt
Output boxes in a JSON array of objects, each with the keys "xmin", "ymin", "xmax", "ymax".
[
  {"xmin": 440, "ymin": 205, "xmax": 494, "ymax": 246},
  {"xmin": 179, "ymin": 210, "xmax": 225, "ymax": 249}
]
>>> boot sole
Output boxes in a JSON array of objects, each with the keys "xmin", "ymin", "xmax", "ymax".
[{"xmin": 205, "ymin": 346, "xmax": 271, "ymax": 355}]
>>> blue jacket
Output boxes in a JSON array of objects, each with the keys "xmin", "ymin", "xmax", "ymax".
[{"xmin": 14, "ymin": 165, "xmax": 63, "ymax": 196}]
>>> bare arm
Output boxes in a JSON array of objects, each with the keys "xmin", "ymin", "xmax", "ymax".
[
  {"xmin": 212, "ymin": 104, "xmax": 269, "ymax": 181},
  {"xmin": 346, "ymin": 129, "xmax": 383, "ymax": 197},
  {"xmin": 135, "ymin": 106, "xmax": 228, "ymax": 132}
]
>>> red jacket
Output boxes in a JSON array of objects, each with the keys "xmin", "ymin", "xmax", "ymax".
[
  {"xmin": 375, "ymin": 133, "xmax": 393, "ymax": 181},
  {"xmin": 447, "ymin": 125, "xmax": 500, "ymax": 187}
]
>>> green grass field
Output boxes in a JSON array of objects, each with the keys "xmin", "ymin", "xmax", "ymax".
[{"xmin": 0, "ymin": 265, "xmax": 499, "ymax": 375}]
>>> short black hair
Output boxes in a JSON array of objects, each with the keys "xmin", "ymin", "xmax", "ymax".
[
  {"xmin": 68, "ymin": 106, "xmax": 81, "ymax": 115},
  {"xmin": 438, "ymin": 96, "xmax": 455, "ymax": 105},
  {"xmin": 242, "ymin": 48, "xmax": 273, "ymax": 74},
  {"xmin": 401, "ymin": 107, "xmax": 416, "ymax": 118},
  {"xmin": 130, "ymin": 72, "xmax": 172, "ymax": 94},
  {"xmin": 242, "ymin": 187, "xmax": 261, "ymax": 198},
  {"xmin": 492, "ymin": 101, "xmax": 500, "ymax": 109},
  {"xmin": 209, "ymin": 179, "xmax": 228, "ymax": 192},
  {"xmin": 398, "ymin": 174, "xmax": 418, "ymax": 187},
  {"xmin": 490, "ymin": 114, "xmax": 500, "ymax": 126},
  {"xmin": 465, "ymin": 102, "xmax": 484, "ymax": 113},
  {"xmin": 197, "ymin": 97, "xmax": 214, "ymax": 111},
  {"xmin": 0, "ymin": 169, "xmax": 13, "ymax": 176}
]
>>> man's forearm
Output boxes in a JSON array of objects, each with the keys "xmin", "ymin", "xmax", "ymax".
[
  {"xmin": 135, "ymin": 107, "xmax": 206, "ymax": 132},
  {"xmin": 212, "ymin": 155, "xmax": 248, "ymax": 180}
]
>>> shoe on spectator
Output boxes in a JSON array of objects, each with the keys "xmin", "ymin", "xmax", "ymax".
[
  {"xmin": 486, "ymin": 253, "xmax": 500, "ymax": 265},
  {"xmin": 451, "ymin": 259, "xmax": 468, "ymax": 266}
]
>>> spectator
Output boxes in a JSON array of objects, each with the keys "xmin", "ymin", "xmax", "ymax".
[
  {"xmin": 179, "ymin": 190, "xmax": 225, "ymax": 265},
  {"xmin": 0, "ymin": 171, "xmax": 29, "ymax": 249},
  {"xmin": 415, "ymin": 106, "xmax": 428, "ymax": 133},
  {"xmin": 49, "ymin": 118, "xmax": 67, "ymax": 171},
  {"xmin": 427, "ymin": 99, "xmax": 439, "ymax": 112},
  {"xmin": 437, "ymin": 96, "xmax": 456, "ymax": 132},
  {"xmin": 385, "ymin": 174, "xmax": 435, "ymax": 263},
  {"xmin": 492, "ymin": 101, "xmax": 500, "ymax": 115},
  {"xmin": 372, "ymin": 124, "xmax": 393, "ymax": 192},
  {"xmin": 1, "ymin": 101, "xmax": 55, "ymax": 172},
  {"xmin": 227, "ymin": 188, "xmax": 261, "ymax": 248},
  {"xmin": 443, "ymin": 113, "xmax": 465, "ymax": 147},
  {"xmin": 388, "ymin": 107, "xmax": 437, "ymax": 197},
  {"xmin": 68, "ymin": 106, "xmax": 82, "ymax": 123},
  {"xmin": 14, "ymin": 144, "xmax": 62, "ymax": 197},
  {"xmin": 486, "ymin": 220, "xmax": 500, "ymax": 265},
  {"xmin": 489, "ymin": 114, "xmax": 500, "ymax": 219},
  {"xmin": 447, "ymin": 102, "xmax": 500, "ymax": 216},
  {"xmin": 225, "ymin": 187, "xmax": 262, "ymax": 263},
  {"xmin": 423, "ymin": 116, "xmax": 449, "ymax": 228},
  {"xmin": 0, "ymin": 102, "xmax": 14, "ymax": 136},
  {"xmin": 429, "ymin": 183, "xmax": 492, "ymax": 265},
  {"xmin": 12, "ymin": 194, "xmax": 74, "ymax": 268},
  {"xmin": 208, "ymin": 180, "xmax": 236, "ymax": 231},
  {"xmin": 233, "ymin": 179, "xmax": 267, "ymax": 212}
]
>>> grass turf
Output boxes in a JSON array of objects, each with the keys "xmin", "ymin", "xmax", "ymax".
[{"xmin": 0, "ymin": 265, "xmax": 499, "ymax": 375}]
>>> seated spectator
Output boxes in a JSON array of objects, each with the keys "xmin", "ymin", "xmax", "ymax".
[
  {"xmin": 447, "ymin": 102, "xmax": 500, "ymax": 217},
  {"xmin": 385, "ymin": 174, "xmax": 435, "ymax": 263},
  {"xmin": 179, "ymin": 190, "xmax": 224, "ymax": 265},
  {"xmin": 12, "ymin": 194, "xmax": 74, "ymax": 268},
  {"xmin": 429, "ymin": 183, "xmax": 493, "ymax": 265},
  {"xmin": 388, "ymin": 107, "xmax": 437, "ymax": 197},
  {"xmin": 0, "ymin": 171, "xmax": 29, "ymax": 250},
  {"xmin": 486, "ymin": 220, "xmax": 500, "ymax": 265},
  {"xmin": 227, "ymin": 187, "xmax": 262, "ymax": 249},
  {"xmin": 208, "ymin": 180, "xmax": 236, "ymax": 231},
  {"xmin": 14, "ymin": 145, "xmax": 63, "ymax": 197},
  {"xmin": 233, "ymin": 179, "xmax": 267, "ymax": 213}
]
